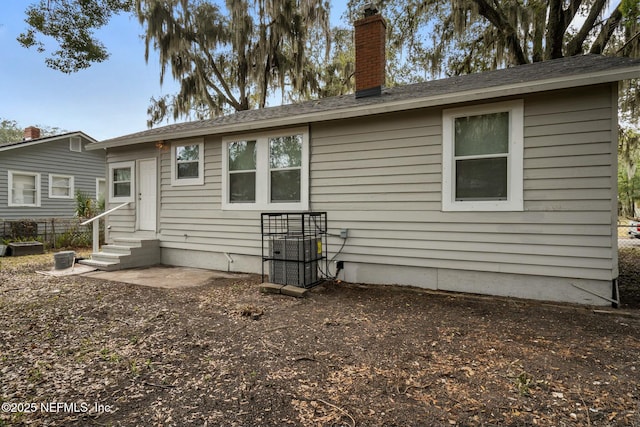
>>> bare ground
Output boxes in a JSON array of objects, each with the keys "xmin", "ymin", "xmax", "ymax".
[
  {"xmin": 1, "ymin": 253, "xmax": 639, "ymax": 427},
  {"xmin": 618, "ymin": 248, "xmax": 640, "ymax": 311}
]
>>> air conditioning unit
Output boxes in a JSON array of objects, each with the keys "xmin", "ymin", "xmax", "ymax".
[{"xmin": 269, "ymin": 236, "xmax": 320, "ymax": 287}]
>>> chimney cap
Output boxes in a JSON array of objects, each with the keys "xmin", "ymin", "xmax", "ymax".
[{"xmin": 363, "ymin": 3, "xmax": 379, "ymax": 17}]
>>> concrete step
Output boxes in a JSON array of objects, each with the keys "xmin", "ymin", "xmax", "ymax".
[
  {"xmin": 91, "ymin": 252, "xmax": 124, "ymax": 264},
  {"xmin": 101, "ymin": 244, "xmax": 132, "ymax": 255},
  {"xmin": 113, "ymin": 238, "xmax": 159, "ymax": 248},
  {"xmin": 78, "ymin": 258, "xmax": 121, "ymax": 272},
  {"xmin": 82, "ymin": 238, "xmax": 161, "ymax": 271}
]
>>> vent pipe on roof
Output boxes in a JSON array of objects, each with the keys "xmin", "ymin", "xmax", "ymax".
[
  {"xmin": 24, "ymin": 126, "xmax": 41, "ymax": 141},
  {"xmin": 354, "ymin": 4, "xmax": 386, "ymax": 98},
  {"xmin": 363, "ymin": 3, "xmax": 378, "ymax": 17}
]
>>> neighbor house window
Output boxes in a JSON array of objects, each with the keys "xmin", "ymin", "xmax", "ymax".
[
  {"xmin": 171, "ymin": 139, "xmax": 204, "ymax": 186},
  {"xmin": 222, "ymin": 127, "xmax": 309, "ymax": 210},
  {"xmin": 8, "ymin": 171, "xmax": 41, "ymax": 207},
  {"xmin": 442, "ymin": 100, "xmax": 523, "ymax": 211},
  {"xmin": 96, "ymin": 178, "xmax": 106, "ymax": 201},
  {"xmin": 49, "ymin": 174, "xmax": 74, "ymax": 198},
  {"xmin": 109, "ymin": 161, "xmax": 134, "ymax": 203}
]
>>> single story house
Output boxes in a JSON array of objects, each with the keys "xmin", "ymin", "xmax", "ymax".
[
  {"xmin": 0, "ymin": 127, "xmax": 106, "ymax": 221},
  {"xmin": 85, "ymin": 10, "xmax": 640, "ymax": 305}
]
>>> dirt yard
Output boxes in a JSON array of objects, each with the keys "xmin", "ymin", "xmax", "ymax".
[
  {"xmin": 1, "ymin": 253, "xmax": 639, "ymax": 427},
  {"xmin": 618, "ymin": 248, "xmax": 640, "ymax": 311}
]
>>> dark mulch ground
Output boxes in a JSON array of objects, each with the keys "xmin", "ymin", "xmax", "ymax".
[
  {"xmin": 1, "ymin": 253, "xmax": 639, "ymax": 426},
  {"xmin": 618, "ymin": 248, "xmax": 640, "ymax": 309}
]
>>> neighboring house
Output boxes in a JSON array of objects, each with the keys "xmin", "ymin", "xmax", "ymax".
[
  {"xmin": 85, "ymin": 10, "xmax": 640, "ymax": 306},
  {"xmin": 0, "ymin": 127, "xmax": 106, "ymax": 220}
]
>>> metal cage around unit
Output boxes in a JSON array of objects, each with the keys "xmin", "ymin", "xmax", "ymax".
[{"xmin": 261, "ymin": 212, "xmax": 328, "ymax": 288}]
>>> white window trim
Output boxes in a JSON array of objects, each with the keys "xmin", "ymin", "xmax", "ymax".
[
  {"xmin": 8, "ymin": 170, "xmax": 41, "ymax": 207},
  {"xmin": 48, "ymin": 174, "xmax": 74, "ymax": 199},
  {"xmin": 96, "ymin": 178, "xmax": 106, "ymax": 200},
  {"xmin": 222, "ymin": 127, "xmax": 309, "ymax": 211},
  {"xmin": 442, "ymin": 100, "xmax": 524, "ymax": 212},
  {"xmin": 109, "ymin": 161, "xmax": 135, "ymax": 203},
  {"xmin": 70, "ymin": 136, "xmax": 82, "ymax": 152},
  {"xmin": 171, "ymin": 138, "xmax": 205, "ymax": 186}
]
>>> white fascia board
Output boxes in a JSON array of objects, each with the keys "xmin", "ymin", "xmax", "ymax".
[
  {"xmin": 87, "ymin": 65, "xmax": 640, "ymax": 151},
  {"xmin": 0, "ymin": 131, "xmax": 96, "ymax": 152},
  {"xmin": 0, "ymin": 138, "xmax": 58, "ymax": 152}
]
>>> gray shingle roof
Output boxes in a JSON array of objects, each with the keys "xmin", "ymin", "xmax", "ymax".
[
  {"xmin": 0, "ymin": 131, "xmax": 96, "ymax": 151},
  {"xmin": 91, "ymin": 54, "xmax": 640, "ymax": 149}
]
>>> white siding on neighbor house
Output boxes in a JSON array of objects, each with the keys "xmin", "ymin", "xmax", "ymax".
[
  {"xmin": 0, "ymin": 137, "xmax": 105, "ymax": 220},
  {"xmin": 310, "ymin": 84, "xmax": 617, "ymax": 282}
]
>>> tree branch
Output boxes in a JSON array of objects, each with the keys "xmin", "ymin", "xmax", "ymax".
[
  {"xmin": 471, "ymin": 0, "xmax": 528, "ymax": 64},
  {"xmin": 617, "ymin": 29, "xmax": 640, "ymax": 54},
  {"xmin": 198, "ymin": 45, "xmax": 243, "ymax": 111},
  {"xmin": 566, "ymin": 0, "xmax": 607, "ymax": 56},
  {"xmin": 590, "ymin": 2, "xmax": 623, "ymax": 54},
  {"xmin": 563, "ymin": 0, "xmax": 584, "ymax": 29}
]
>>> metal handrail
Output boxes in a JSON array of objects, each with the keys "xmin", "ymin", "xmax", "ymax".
[
  {"xmin": 80, "ymin": 202, "xmax": 130, "ymax": 226},
  {"xmin": 81, "ymin": 202, "xmax": 130, "ymax": 253}
]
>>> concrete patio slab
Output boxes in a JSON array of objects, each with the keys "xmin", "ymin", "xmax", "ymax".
[
  {"xmin": 83, "ymin": 265, "xmax": 250, "ymax": 289},
  {"xmin": 37, "ymin": 264, "xmax": 97, "ymax": 277}
]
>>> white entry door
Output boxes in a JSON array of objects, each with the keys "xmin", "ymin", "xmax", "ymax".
[{"xmin": 137, "ymin": 158, "xmax": 157, "ymax": 231}]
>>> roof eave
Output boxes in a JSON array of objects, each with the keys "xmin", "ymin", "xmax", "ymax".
[
  {"xmin": 86, "ymin": 66, "xmax": 640, "ymax": 151},
  {"xmin": 0, "ymin": 131, "xmax": 98, "ymax": 152}
]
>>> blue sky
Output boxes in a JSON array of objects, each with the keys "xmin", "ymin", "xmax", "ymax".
[{"xmin": 0, "ymin": 1, "xmax": 348, "ymax": 141}]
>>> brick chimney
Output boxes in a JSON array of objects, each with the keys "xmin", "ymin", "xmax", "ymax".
[
  {"xmin": 354, "ymin": 4, "xmax": 386, "ymax": 98},
  {"xmin": 24, "ymin": 126, "xmax": 41, "ymax": 141}
]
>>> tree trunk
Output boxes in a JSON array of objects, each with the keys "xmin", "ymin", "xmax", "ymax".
[
  {"xmin": 545, "ymin": 0, "xmax": 565, "ymax": 59},
  {"xmin": 532, "ymin": 5, "xmax": 546, "ymax": 62}
]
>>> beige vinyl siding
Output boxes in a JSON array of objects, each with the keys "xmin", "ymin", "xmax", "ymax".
[
  {"xmin": 159, "ymin": 136, "xmax": 262, "ymax": 256},
  {"xmin": 524, "ymin": 90, "xmax": 614, "ymax": 216},
  {"xmin": 310, "ymin": 84, "xmax": 616, "ymax": 282},
  {"xmin": 111, "ymin": 84, "xmax": 617, "ymax": 284},
  {"xmin": 311, "ymin": 113, "xmax": 441, "ymax": 212},
  {"xmin": 105, "ymin": 145, "xmax": 155, "ymax": 234}
]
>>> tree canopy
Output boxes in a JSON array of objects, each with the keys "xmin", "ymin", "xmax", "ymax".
[
  {"xmin": 0, "ymin": 118, "xmax": 66, "ymax": 144},
  {"xmin": 17, "ymin": 0, "xmax": 640, "ymax": 123},
  {"xmin": 0, "ymin": 119, "xmax": 23, "ymax": 144},
  {"xmin": 619, "ymin": 126, "xmax": 640, "ymax": 217},
  {"xmin": 17, "ymin": 0, "xmax": 132, "ymax": 73},
  {"xmin": 137, "ymin": 0, "xmax": 330, "ymax": 126},
  {"xmin": 346, "ymin": 0, "xmax": 640, "ymax": 80}
]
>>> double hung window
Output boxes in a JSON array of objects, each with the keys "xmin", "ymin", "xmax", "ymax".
[
  {"xmin": 228, "ymin": 140, "xmax": 257, "ymax": 203},
  {"xmin": 171, "ymin": 139, "xmax": 204, "ymax": 186},
  {"xmin": 269, "ymin": 135, "xmax": 302, "ymax": 203},
  {"xmin": 49, "ymin": 174, "xmax": 74, "ymax": 198},
  {"xmin": 109, "ymin": 161, "xmax": 134, "ymax": 203},
  {"xmin": 8, "ymin": 171, "xmax": 40, "ymax": 207},
  {"xmin": 442, "ymin": 100, "xmax": 523, "ymax": 211},
  {"xmin": 223, "ymin": 127, "xmax": 308, "ymax": 210}
]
